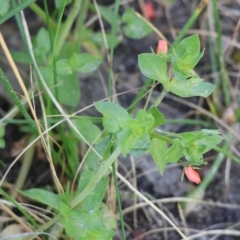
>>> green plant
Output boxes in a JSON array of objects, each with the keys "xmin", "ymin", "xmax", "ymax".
[
  {"xmin": 0, "ymin": 1, "xmax": 228, "ymax": 239},
  {"xmin": 18, "ymin": 35, "xmax": 222, "ymax": 239}
]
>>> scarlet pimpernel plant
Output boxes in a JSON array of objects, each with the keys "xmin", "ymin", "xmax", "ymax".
[{"xmin": 95, "ymin": 35, "xmax": 223, "ymax": 177}]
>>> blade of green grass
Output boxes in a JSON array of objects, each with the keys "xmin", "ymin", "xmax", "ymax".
[
  {"xmin": 55, "ymin": 0, "xmax": 82, "ymax": 55},
  {"xmin": 0, "ymin": 69, "xmax": 37, "ymax": 131},
  {"xmin": 28, "ymin": 2, "xmax": 56, "ymax": 28},
  {"xmin": 212, "ymin": 0, "xmax": 230, "ymax": 107},
  {"xmin": 169, "ymin": 0, "xmax": 208, "ymax": 50},
  {"xmin": 0, "ymin": 188, "xmax": 38, "ymax": 228},
  {"xmin": 0, "ymin": 0, "xmax": 36, "ymax": 25}
]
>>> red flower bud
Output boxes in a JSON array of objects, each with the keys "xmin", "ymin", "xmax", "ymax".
[
  {"xmin": 184, "ymin": 165, "xmax": 201, "ymax": 184},
  {"xmin": 143, "ymin": 2, "xmax": 156, "ymax": 20},
  {"xmin": 156, "ymin": 40, "xmax": 168, "ymax": 54}
]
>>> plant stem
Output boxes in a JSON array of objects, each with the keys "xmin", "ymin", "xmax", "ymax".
[
  {"xmin": 0, "ymin": 69, "xmax": 37, "ymax": 131},
  {"xmin": 0, "ymin": 0, "xmax": 36, "ymax": 25},
  {"xmin": 70, "ymin": 147, "xmax": 121, "ymax": 208},
  {"xmin": 212, "ymin": 0, "xmax": 230, "ymax": 107},
  {"xmin": 108, "ymin": 0, "xmax": 120, "ymax": 100},
  {"xmin": 29, "ymin": 2, "xmax": 56, "ymax": 28},
  {"xmin": 169, "ymin": 0, "xmax": 208, "ymax": 50},
  {"xmin": 112, "ymin": 163, "xmax": 126, "ymax": 240},
  {"xmin": 154, "ymin": 88, "xmax": 168, "ymax": 107},
  {"xmin": 55, "ymin": 0, "xmax": 82, "ymax": 55}
]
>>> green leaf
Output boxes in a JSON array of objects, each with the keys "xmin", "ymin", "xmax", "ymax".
[
  {"xmin": 59, "ymin": 202, "xmax": 71, "ymax": 218},
  {"xmin": 0, "ymin": 139, "xmax": 5, "ymax": 148},
  {"xmin": 0, "ymin": 126, "xmax": 5, "ymax": 137},
  {"xmin": 20, "ymin": 189, "xmax": 63, "ymax": 209},
  {"xmin": 56, "ymin": 59, "xmax": 73, "ymax": 75},
  {"xmin": 91, "ymin": 32, "xmax": 122, "ymax": 49},
  {"xmin": 61, "ymin": 209, "xmax": 102, "ymax": 239},
  {"xmin": 11, "ymin": 51, "xmax": 31, "ymax": 64},
  {"xmin": 136, "ymin": 110, "xmax": 154, "ymax": 130},
  {"xmin": 55, "ymin": 0, "xmax": 72, "ymax": 8},
  {"xmin": 181, "ymin": 129, "xmax": 223, "ymax": 161},
  {"xmin": 172, "ymin": 50, "xmax": 204, "ymax": 81},
  {"xmin": 182, "ymin": 147, "xmax": 203, "ymax": 166},
  {"xmin": 39, "ymin": 66, "xmax": 53, "ymax": 89},
  {"xmin": 150, "ymin": 138, "xmax": 183, "ymax": 174},
  {"xmin": 94, "ymin": 203, "xmax": 116, "ymax": 229},
  {"xmin": 138, "ymin": 53, "xmax": 168, "ymax": 86},
  {"xmin": 35, "ymin": 28, "xmax": 51, "ymax": 54},
  {"xmin": 172, "ymin": 35, "xmax": 204, "ymax": 81},
  {"xmin": 129, "ymin": 133, "xmax": 150, "ymax": 158},
  {"xmin": 122, "ymin": 8, "xmax": 152, "ymax": 39},
  {"xmin": 149, "ymin": 138, "xmax": 168, "ymax": 174},
  {"xmin": 0, "ymin": 0, "xmax": 10, "ymax": 17},
  {"xmin": 0, "ymin": 0, "xmax": 36, "ymax": 25},
  {"xmin": 40, "ymin": 67, "xmax": 80, "ymax": 106},
  {"xmin": 58, "ymin": 41, "xmax": 76, "ymax": 59},
  {"xmin": 94, "ymin": 102, "xmax": 129, "ymax": 133},
  {"xmin": 175, "ymin": 35, "xmax": 200, "ymax": 59},
  {"xmin": 121, "ymin": 118, "xmax": 146, "ymax": 136},
  {"xmin": 180, "ymin": 129, "xmax": 223, "ymax": 165},
  {"xmin": 188, "ymin": 50, "xmax": 204, "ymax": 69},
  {"xmin": 117, "ymin": 129, "xmax": 139, "ymax": 156},
  {"xmin": 82, "ymin": 228, "xmax": 115, "ymax": 240},
  {"xmin": 78, "ymin": 170, "xmax": 108, "ymax": 212},
  {"xmin": 74, "ymin": 118, "xmax": 101, "ymax": 143},
  {"xmin": 148, "ymin": 106, "xmax": 165, "ymax": 131},
  {"xmin": 70, "ymin": 53, "xmax": 102, "ymax": 73},
  {"xmin": 57, "ymin": 73, "xmax": 80, "ymax": 106},
  {"xmin": 86, "ymin": 137, "xmax": 110, "ymax": 172},
  {"xmin": 97, "ymin": 5, "xmax": 120, "ymax": 25},
  {"xmin": 169, "ymin": 77, "xmax": 215, "ymax": 98}
]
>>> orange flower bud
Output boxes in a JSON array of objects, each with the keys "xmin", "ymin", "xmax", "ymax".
[
  {"xmin": 143, "ymin": 2, "xmax": 156, "ymax": 20},
  {"xmin": 156, "ymin": 40, "xmax": 168, "ymax": 54},
  {"xmin": 184, "ymin": 165, "xmax": 201, "ymax": 184}
]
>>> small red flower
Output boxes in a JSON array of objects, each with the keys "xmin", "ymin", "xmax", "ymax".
[
  {"xmin": 156, "ymin": 40, "xmax": 168, "ymax": 54},
  {"xmin": 143, "ymin": 2, "xmax": 156, "ymax": 20},
  {"xmin": 184, "ymin": 165, "xmax": 201, "ymax": 184}
]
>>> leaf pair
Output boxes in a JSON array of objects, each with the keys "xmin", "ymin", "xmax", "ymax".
[
  {"xmin": 149, "ymin": 129, "xmax": 223, "ymax": 174},
  {"xmin": 94, "ymin": 102, "xmax": 165, "ymax": 157},
  {"xmin": 20, "ymin": 169, "xmax": 115, "ymax": 240},
  {"xmin": 138, "ymin": 35, "xmax": 215, "ymax": 98}
]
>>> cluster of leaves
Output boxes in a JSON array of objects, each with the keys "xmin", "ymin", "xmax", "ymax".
[
  {"xmin": 2, "ymin": 0, "xmax": 223, "ymax": 238},
  {"xmin": 21, "ymin": 169, "xmax": 116, "ymax": 240},
  {"xmin": 18, "ymin": 34, "xmax": 223, "ymax": 240},
  {"xmin": 139, "ymin": 35, "xmax": 215, "ymax": 98},
  {"xmin": 95, "ymin": 35, "xmax": 223, "ymax": 175},
  {"xmin": 11, "ymin": 3, "xmax": 152, "ymax": 107}
]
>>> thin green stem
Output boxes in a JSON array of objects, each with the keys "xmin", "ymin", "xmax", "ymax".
[
  {"xmin": 144, "ymin": 80, "xmax": 156, "ymax": 110},
  {"xmin": 70, "ymin": 147, "xmax": 121, "ymax": 208},
  {"xmin": 169, "ymin": 0, "xmax": 208, "ymax": 50},
  {"xmin": 0, "ymin": 69, "xmax": 37, "ymax": 131},
  {"xmin": 29, "ymin": 2, "xmax": 56, "ymax": 28},
  {"xmin": 55, "ymin": 0, "xmax": 82, "ymax": 55},
  {"xmin": 128, "ymin": 79, "xmax": 153, "ymax": 113},
  {"xmin": 74, "ymin": 0, "xmax": 89, "ymax": 53},
  {"xmin": 0, "ymin": 188, "xmax": 38, "ymax": 228},
  {"xmin": 0, "ymin": 0, "xmax": 36, "ymax": 25},
  {"xmin": 212, "ymin": 0, "xmax": 230, "ymax": 107},
  {"xmin": 108, "ymin": 0, "xmax": 120, "ymax": 100},
  {"xmin": 112, "ymin": 163, "xmax": 126, "ymax": 240},
  {"xmin": 11, "ymin": 136, "xmax": 36, "ymax": 199},
  {"xmin": 154, "ymin": 88, "xmax": 167, "ymax": 107}
]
